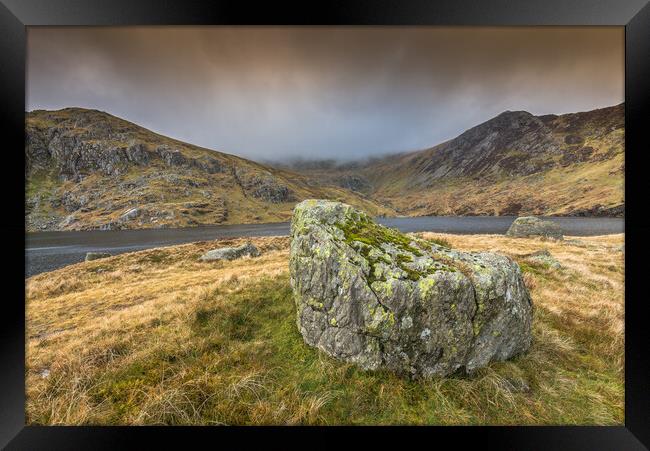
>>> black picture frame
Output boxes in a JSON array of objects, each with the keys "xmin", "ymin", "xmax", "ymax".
[{"xmin": 2, "ymin": 0, "xmax": 648, "ymax": 448}]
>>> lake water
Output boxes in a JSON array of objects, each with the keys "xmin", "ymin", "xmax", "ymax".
[{"xmin": 25, "ymin": 216, "xmax": 624, "ymax": 278}]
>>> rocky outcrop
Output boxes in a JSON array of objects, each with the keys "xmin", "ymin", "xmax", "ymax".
[
  {"xmin": 26, "ymin": 108, "xmax": 394, "ymax": 231},
  {"xmin": 120, "ymin": 207, "xmax": 141, "ymax": 221},
  {"xmin": 85, "ymin": 252, "xmax": 111, "ymax": 261},
  {"xmin": 289, "ymin": 104, "xmax": 623, "ymax": 219},
  {"xmin": 193, "ymin": 156, "xmax": 224, "ymax": 174},
  {"xmin": 290, "ymin": 200, "xmax": 533, "ymax": 378},
  {"xmin": 507, "ymin": 217, "xmax": 564, "ymax": 240},
  {"xmin": 335, "ymin": 175, "xmax": 371, "ymax": 193},
  {"xmin": 199, "ymin": 243, "xmax": 260, "ymax": 261},
  {"xmin": 25, "ymin": 110, "xmax": 229, "ymax": 182},
  {"xmin": 568, "ymin": 204, "xmax": 624, "ymax": 218},
  {"xmin": 125, "ymin": 143, "xmax": 150, "ymax": 165},
  {"xmin": 156, "ymin": 145, "xmax": 187, "ymax": 167},
  {"xmin": 416, "ymin": 103, "xmax": 625, "ymax": 181},
  {"xmin": 233, "ymin": 167, "xmax": 295, "ymax": 203}
]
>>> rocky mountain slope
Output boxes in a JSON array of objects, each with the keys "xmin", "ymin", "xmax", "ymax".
[
  {"xmin": 25, "ymin": 108, "xmax": 394, "ymax": 231},
  {"xmin": 288, "ymin": 104, "xmax": 624, "ymax": 217}
]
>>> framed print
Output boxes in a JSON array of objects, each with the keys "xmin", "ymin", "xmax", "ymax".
[{"xmin": 1, "ymin": 0, "xmax": 649, "ymax": 448}]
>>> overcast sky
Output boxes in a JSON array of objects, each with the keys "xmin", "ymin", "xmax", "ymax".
[{"xmin": 27, "ymin": 26, "xmax": 623, "ymax": 162}]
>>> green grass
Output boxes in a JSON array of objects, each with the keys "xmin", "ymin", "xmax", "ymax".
[{"xmin": 29, "ymin": 272, "xmax": 622, "ymax": 425}]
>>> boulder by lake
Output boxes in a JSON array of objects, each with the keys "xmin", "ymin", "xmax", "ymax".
[
  {"xmin": 289, "ymin": 200, "xmax": 533, "ymax": 378},
  {"xmin": 507, "ymin": 216, "xmax": 564, "ymax": 240}
]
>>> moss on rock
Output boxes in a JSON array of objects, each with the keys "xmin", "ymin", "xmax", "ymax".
[{"xmin": 290, "ymin": 200, "xmax": 533, "ymax": 378}]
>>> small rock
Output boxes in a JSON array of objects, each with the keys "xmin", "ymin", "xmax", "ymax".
[
  {"xmin": 120, "ymin": 207, "xmax": 140, "ymax": 221},
  {"xmin": 59, "ymin": 214, "xmax": 77, "ymax": 228},
  {"xmin": 523, "ymin": 249, "xmax": 562, "ymax": 269},
  {"xmin": 507, "ymin": 216, "xmax": 563, "ymax": 240},
  {"xmin": 85, "ymin": 251, "xmax": 112, "ymax": 261},
  {"xmin": 564, "ymin": 134, "xmax": 584, "ymax": 145},
  {"xmin": 99, "ymin": 222, "xmax": 118, "ymax": 231},
  {"xmin": 199, "ymin": 243, "xmax": 260, "ymax": 261}
]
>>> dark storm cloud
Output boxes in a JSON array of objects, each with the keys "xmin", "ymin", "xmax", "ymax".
[{"xmin": 26, "ymin": 27, "xmax": 623, "ymax": 161}]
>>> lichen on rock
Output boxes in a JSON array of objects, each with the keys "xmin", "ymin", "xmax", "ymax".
[
  {"xmin": 507, "ymin": 216, "xmax": 564, "ymax": 240},
  {"xmin": 290, "ymin": 199, "xmax": 533, "ymax": 378}
]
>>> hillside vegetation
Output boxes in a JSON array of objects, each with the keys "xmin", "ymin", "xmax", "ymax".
[
  {"xmin": 290, "ymin": 104, "xmax": 624, "ymax": 217},
  {"xmin": 25, "ymin": 108, "xmax": 393, "ymax": 231},
  {"xmin": 26, "ymin": 233, "xmax": 624, "ymax": 425},
  {"xmin": 26, "ymin": 104, "xmax": 624, "ymax": 232}
]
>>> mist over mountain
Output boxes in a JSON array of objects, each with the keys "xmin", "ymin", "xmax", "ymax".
[
  {"xmin": 284, "ymin": 103, "xmax": 624, "ymax": 217},
  {"xmin": 27, "ymin": 27, "xmax": 623, "ymax": 162},
  {"xmin": 25, "ymin": 103, "xmax": 623, "ymax": 232}
]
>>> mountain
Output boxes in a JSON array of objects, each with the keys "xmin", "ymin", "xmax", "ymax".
[
  {"xmin": 26, "ymin": 104, "xmax": 623, "ymax": 232},
  {"xmin": 288, "ymin": 104, "xmax": 624, "ymax": 217},
  {"xmin": 25, "ymin": 108, "xmax": 394, "ymax": 231}
]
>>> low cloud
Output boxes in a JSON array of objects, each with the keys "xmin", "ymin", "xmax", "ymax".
[{"xmin": 27, "ymin": 26, "xmax": 624, "ymax": 161}]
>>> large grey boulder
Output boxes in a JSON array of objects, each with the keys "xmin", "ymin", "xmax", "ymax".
[
  {"xmin": 506, "ymin": 216, "xmax": 563, "ymax": 240},
  {"xmin": 199, "ymin": 242, "xmax": 260, "ymax": 261},
  {"xmin": 290, "ymin": 200, "xmax": 533, "ymax": 378}
]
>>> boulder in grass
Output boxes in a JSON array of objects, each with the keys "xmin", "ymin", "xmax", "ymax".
[
  {"xmin": 289, "ymin": 200, "xmax": 533, "ymax": 379},
  {"xmin": 199, "ymin": 242, "xmax": 260, "ymax": 261},
  {"xmin": 85, "ymin": 252, "xmax": 111, "ymax": 261},
  {"xmin": 506, "ymin": 216, "xmax": 563, "ymax": 240},
  {"xmin": 523, "ymin": 249, "xmax": 562, "ymax": 269}
]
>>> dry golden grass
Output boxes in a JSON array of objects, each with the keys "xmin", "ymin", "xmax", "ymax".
[
  {"xmin": 26, "ymin": 233, "xmax": 624, "ymax": 425},
  {"xmin": 375, "ymin": 155, "xmax": 624, "ymax": 217}
]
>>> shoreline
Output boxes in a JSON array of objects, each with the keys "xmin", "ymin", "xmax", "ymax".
[{"xmin": 26, "ymin": 213, "xmax": 625, "ymax": 235}]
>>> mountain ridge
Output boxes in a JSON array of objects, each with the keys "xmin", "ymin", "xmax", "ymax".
[
  {"xmin": 286, "ymin": 103, "xmax": 624, "ymax": 217},
  {"xmin": 25, "ymin": 103, "xmax": 624, "ymax": 232},
  {"xmin": 25, "ymin": 108, "xmax": 394, "ymax": 231}
]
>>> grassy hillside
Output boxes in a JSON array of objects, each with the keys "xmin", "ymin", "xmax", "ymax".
[
  {"xmin": 369, "ymin": 157, "xmax": 623, "ymax": 216},
  {"xmin": 288, "ymin": 104, "xmax": 624, "ymax": 217},
  {"xmin": 26, "ymin": 108, "xmax": 394, "ymax": 231},
  {"xmin": 26, "ymin": 104, "xmax": 623, "ymax": 231},
  {"xmin": 26, "ymin": 234, "xmax": 623, "ymax": 425}
]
